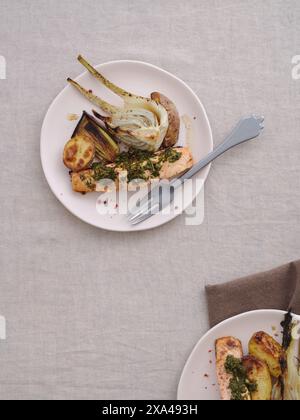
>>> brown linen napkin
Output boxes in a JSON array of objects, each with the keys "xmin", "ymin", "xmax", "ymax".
[{"xmin": 206, "ymin": 260, "xmax": 300, "ymax": 327}]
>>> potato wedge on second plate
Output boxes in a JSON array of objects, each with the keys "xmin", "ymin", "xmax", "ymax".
[
  {"xmin": 249, "ymin": 332, "xmax": 282, "ymax": 378},
  {"xmin": 242, "ymin": 355, "xmax": 272, "ymax": 400}
]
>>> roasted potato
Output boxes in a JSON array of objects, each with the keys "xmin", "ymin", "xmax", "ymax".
[
  {"xmin": 249, "ymin": 332, "xmax": 282, "ymax": 378},
  {"xmin": 71, "ymin": 169, "xmax": 96, "ymax": 193},
  {"xmin": 71, "ymin": 168, "xmax": 117, "ymax": 193},
  {"xmin": 73, "ymin": 111, "xmax": 119, "ymax": 162},
  {"xmin": 63, "ymin": 134, "xmax": 95, "ymax": 172},
  {"xmin": 151, "ymin": 92, "xmax": 180, "ymax": 148},
  {"xmin": 242, "ymin": 355, "xmax": 272, "ymax": 400}
]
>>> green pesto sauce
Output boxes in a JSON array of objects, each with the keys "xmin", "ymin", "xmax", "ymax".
[
  {"xmin": 114, "ymin": 147, "xmax": 182, "ymax": 182},
  {"xmin": 225, "ymin": 355, "xmax": 257, "ymax": 400},
  {"xmin": 79, "ymin": 173, "xmax": 95, "ymax": 190},
  {"xmin": 84, "ymin": 148, "xmax": 182, "ymax": 187},
  {"xmin": 91, "ymin": 162, "xmax": 117, "ymax": 181}
]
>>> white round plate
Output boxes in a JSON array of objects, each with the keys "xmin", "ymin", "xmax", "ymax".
[
  {"xmin": 41, "ymin": 60, "xmax": 213, "ymax": 232},
  {"xmin": 177, "ymin": 309, "xmax": 289, "ymax": 400}
]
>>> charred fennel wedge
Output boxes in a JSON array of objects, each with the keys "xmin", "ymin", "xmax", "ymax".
[
  {"xmin": 72, "ymin": 111, "xmax": 119, "ymax": 162},
  {"xmin": 67, "ymin": 56, "xmax": 169, "ymax": 152},
  {"xmin": 272, "ymin": 312, "xmax": 300, "ymax": 400}
]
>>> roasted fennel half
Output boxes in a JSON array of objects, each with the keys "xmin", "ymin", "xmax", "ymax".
[{"xmin": 67, "ymin": 56, "xmax": 169, "ymax": 152}]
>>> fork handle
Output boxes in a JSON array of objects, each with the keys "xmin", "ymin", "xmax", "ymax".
[{"xmin": 172, "ymin": 117, "xmax": 261, "ymax": 186}]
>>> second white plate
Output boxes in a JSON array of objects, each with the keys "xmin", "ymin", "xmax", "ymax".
[{"xmin": 177, "ymin": 309, "xmax": 289, "ymax": 400}]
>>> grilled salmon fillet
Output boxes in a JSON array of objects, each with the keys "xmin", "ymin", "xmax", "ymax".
[
  {"xmin": 215, "ymin": 337, "xmax": 250, "ymax": 400},
  {"xmin": 71, "ymin": 147, "xmax": 193, "ymax": 193}
]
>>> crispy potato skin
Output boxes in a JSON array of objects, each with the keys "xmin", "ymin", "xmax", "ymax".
[
  {"xmin": 215, "ymin": 337, "xmax": 250, "ymax": 400},
  {"xmin": 248, "ymin": 332, "xmax": 282, "ymax": 378},
  {"xmin": 63, "ymin": 135, "xmax": 95, "ymax": 172},
  {"xmin": 71, "ymin": 170, "xmax": 96, "ymax": 193},
  {"xmin": 151, "ymin": 92, "xmax": 180, "ymax": 148},
  {"xmin": 242, "ymin": 355, "xmax": 272, "ymax": 400}
]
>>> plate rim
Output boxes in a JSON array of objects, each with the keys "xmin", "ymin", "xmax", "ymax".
[
  {"xmin": 177, "ymin": 308, "xmax": 289, "ymax": 400},
  {"xmin": 40, "ymin": 59, "xmax": 213, "ymax": 232}
]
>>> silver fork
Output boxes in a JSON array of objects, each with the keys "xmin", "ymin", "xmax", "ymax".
[{"xmin": 128, "ymin": 115, "xmax": 264, "ymax": 225}]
